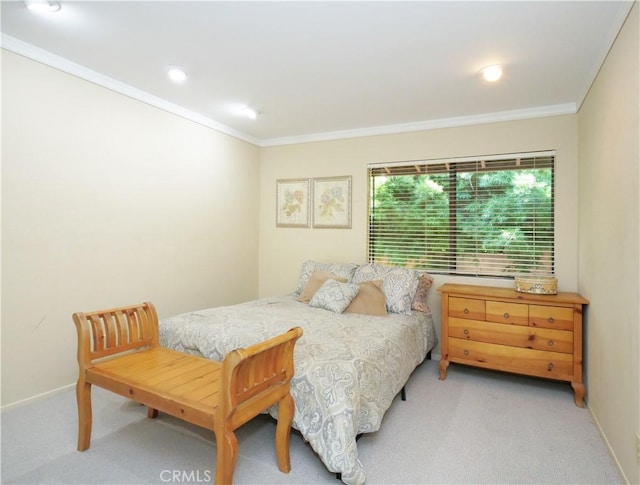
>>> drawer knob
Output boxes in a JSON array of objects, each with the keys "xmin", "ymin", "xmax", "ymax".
[
  {"xmin": 503, "ymin": 312, "xmax": 510, "ymax": 319},
  {"xmin": 547, "ymin": 317, "xmax": 555, "ymax": 324},
  {"xmin": 463, "ymin": 349, "xmax": 469, "ymax": 356},
  {"xmin": 547, "ymin": 340, "xmax": 554, "ymax": 347},
  {"xmin": 547, "ymin": 363, "xmax": 554, "ymax": 371},
  {"xmin": 463, "ymin": 308, "xmax": 469, "ymax": 314},
  {"xmin": 463, "ymin": 329, "xmax": 469, "ymax": 335}
]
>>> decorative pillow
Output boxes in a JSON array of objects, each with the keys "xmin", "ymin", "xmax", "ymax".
[
  {"xmin": 308, "ymin": 279, "xmax": 360, "ymax": 313},
  {"xmin": 411, "ymin": 272, "xmax": 434, "ymax": 314},
  {"xmin": 352, "ymin": 263, "xmax": 419, "ymax": 314},
  {"xmin": 293, "ymin": 260, "xmax": 359, "ymax": 296},
  {"xmin": 344, "ymin": 280, "xmax": 387, "ymax": 316},
  {"xmin": 296, "ymin": 270, "xmax": 348, "ymax": 303}
]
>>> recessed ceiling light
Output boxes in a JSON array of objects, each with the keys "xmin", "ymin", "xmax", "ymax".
[
  {"xmin": 24, "ymin": 0, "xmax": 61, "ymax": 12},
  {"xmin": 241, "ymin": 106, "xmax": 259, "ymax": 120},
  {"xmin": 481, "ymin": 65, "xmax": 503, "ymax": 82},
  {"xmin": 167, "ymin": 67, "xmax": 187, "ymax": 83}
]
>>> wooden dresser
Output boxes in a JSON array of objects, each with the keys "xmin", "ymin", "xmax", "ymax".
[{"xmin": 437, "ymin": 283, "xmax": 589, "ymax": 407}]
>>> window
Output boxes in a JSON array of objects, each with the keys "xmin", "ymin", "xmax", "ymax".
[{"xmin": 368, "ymin": 151, "xmax": 555, "ymax": 278}]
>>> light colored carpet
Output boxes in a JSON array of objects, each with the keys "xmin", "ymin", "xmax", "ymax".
[{"xmin": 1, "ymin": 360, "xmax": 623, "ymax": 484}]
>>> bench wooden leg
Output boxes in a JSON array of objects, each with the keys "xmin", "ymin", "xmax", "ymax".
[
  {"xmin": 275, "ymin": 394, "xmax": 294, "ymax": 473},
  {"xmin": 147, "ymin": 407, "xmax": 158, "ymax": 419},
  {"xmin": 215, "ymin": 428, "xmax": 238, "ymax": 485},
  {"xmin": 76, "ymin": 379, "xmax": 92, "ymax": 451}
]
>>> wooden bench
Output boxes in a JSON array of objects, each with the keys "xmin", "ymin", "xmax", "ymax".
[{"xmin": 73, "ymin": 301, "xmax": 302, "ymax": 484}]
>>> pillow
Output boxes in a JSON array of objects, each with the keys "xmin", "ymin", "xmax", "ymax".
[
  {"xmin": 352, "ymin": 263, "xmax": 419, "ymax": 314},
  {"xmin": 294, "ymin": 260, "xmax": 359, "ymax": 296},
  {"xmin": 344, "ymin": 280, "xmax": 387, "ymax": 316},
  {"xmin": 308, "ymin": 279, "xmax": 360, "ymax": 313},
  {"xmin": 297, "ymin": 270, "xmax": 348, "ymax": 303},
  {"xmin": 411, "ymin": 272, "xmax": 434, "ymax": 314}
]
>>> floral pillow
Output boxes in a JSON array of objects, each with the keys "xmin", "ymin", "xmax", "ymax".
[
  {"xmin": 352, "ymin": 263, "xmax": 419, "ymax": 314},
  {"xmin": 411, "ymin": 272, "xmax": 434, "ymax": 314},
  {"xmin": 294, "ymin": 260, "xmax": 359, "ymax": 296},
  {"xmin": 308, "ymin": 279, "xmax": 360, "ymax": 313}
]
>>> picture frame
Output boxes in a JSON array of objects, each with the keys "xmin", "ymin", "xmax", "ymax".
[
  {"xmin": 276, "ymin": 178, "xmax": 311, "ymax": 227},
  {"xmin": 312, "ymin": 176, "xmax": 352, "ymax": 228}
]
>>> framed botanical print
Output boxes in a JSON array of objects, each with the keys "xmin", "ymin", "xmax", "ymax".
[
  {"xmin": 312, "ymin": 176, "xmax": 352, "ymax": 228},
  {"xmin": 276, "ymin": 178, "xmax": 311, "ymax": 227}
]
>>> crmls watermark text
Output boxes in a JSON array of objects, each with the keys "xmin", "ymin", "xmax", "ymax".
[{"xmin": 160, "ymin": 469, "xmax": 212, "ymax": 483}]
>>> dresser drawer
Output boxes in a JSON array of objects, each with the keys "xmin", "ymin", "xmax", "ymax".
[
  {"xmin": 449, "ymin": 297, "xmax": 485, "ymax": 320},
  {"xmin": 486, "ymin": 300, "xmax": 528, "ymax": 326},
  {"xmin": 448, "ymin": 338, "xmax": 574, "ymax": 380},
  {"xmin": 448, "ymin": 317, "xmax": 574, "ymax": 353},
  {"xmin": 529, "ymin": 305, "xmax": 574, "ymax": 330}
]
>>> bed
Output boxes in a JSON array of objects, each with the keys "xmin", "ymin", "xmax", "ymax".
[{"xmin": 159, "ymin": 261, "xmax": 438, "ymax": 485}]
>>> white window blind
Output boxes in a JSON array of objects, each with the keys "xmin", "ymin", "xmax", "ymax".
[{"xmin": 368, "ymin": 151, "xmax": 555, "ymax": 277}]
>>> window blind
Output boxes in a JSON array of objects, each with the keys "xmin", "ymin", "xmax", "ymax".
[{"xmin": 368, "ymin": 151, "xmax": 555, "ymax": 277}]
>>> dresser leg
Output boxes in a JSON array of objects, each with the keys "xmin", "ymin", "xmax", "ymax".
[
  {"xmin": 438, "ymin": 359, "xmax": 449, "ymax": 380},
  {"xmin": 571, "ymin": 381, "xmax": 585, "ymax": 407}
]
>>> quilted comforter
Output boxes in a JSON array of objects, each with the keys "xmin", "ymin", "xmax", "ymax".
[{"xmin": 159, "ymin": 294, "xmax": 437, "ymax": 484}]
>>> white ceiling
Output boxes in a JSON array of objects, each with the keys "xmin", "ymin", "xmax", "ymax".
[{"xmin": 1, "ymin": 1, "xmax": 634, "ymax": 146}]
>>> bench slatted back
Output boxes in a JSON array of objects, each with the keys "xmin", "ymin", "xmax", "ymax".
[
  {"xmin": 74, "ymin": 302, "xmax": 159, "ymax": 365},
  {"xmin": 222, "ymin": 327, "xmax": 302, "ymax": 429}
]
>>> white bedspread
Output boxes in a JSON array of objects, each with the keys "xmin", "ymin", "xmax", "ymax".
[{"xmin": 159, "ymin": 294, "xmax": 437, "ymax": 484}]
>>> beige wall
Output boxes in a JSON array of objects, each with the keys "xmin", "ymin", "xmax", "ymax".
[
  {"xmin": 578, "ymin": 4, "xmax": 640, "ymax": 484},
  {"xmin": 259, "ymin": 115, "xmax": 580, "ymax": 353},
  {"xmin": 1, "ymin": 50, "xmax": 261, "ymax": 406}
]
